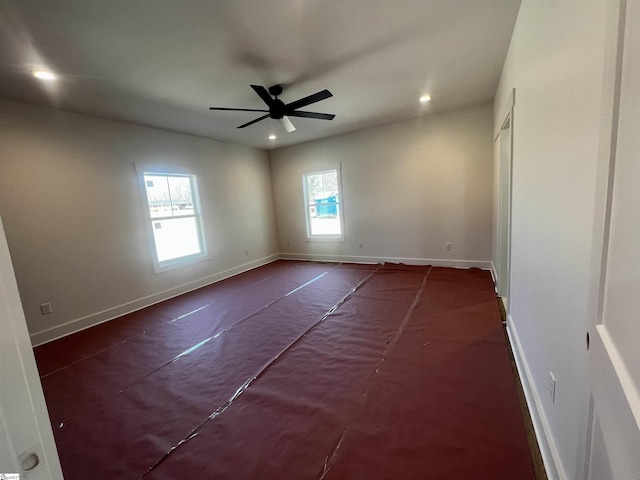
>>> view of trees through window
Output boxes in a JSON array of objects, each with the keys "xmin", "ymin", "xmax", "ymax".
[
  {"xmin": 304, "ymin": 169, "xmax": 342, "ymax": 237},
  {"xmin": 305, "ymin": 170, "xmax": 338, "ymax": 202}
]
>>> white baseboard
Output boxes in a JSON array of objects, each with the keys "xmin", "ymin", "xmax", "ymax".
[
  {"xmin": 30, "ymin": 254, "xmax": 279, "ymax": 346},
  {"xmin": 280, "ymin": 252, "xmax": 492, "ymax": 270},
  {"xmin": 29, "ymin": 253, "xmax": 491, "ymax": 346},
  {"xmin": 490, "ymin": 261, "xmax": 498, "ymax": 288},
  {"xmin": 506, "ymin": 314, "xmax": 567, "ymax": 480}
]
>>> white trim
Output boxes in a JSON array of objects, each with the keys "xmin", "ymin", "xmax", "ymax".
[
  {"xmin": 136, "ymin": 164, "xmax": 210, "ymax": 274},
  {"xmin": 280, "ymin": 252, "xmax": 491, "ymax": 270},
  {"xmin": 596, "ymin": 324, "xmax": 640, "ymax": 430},
  {"xmin": 302, "ymin": 164, "xmax": 346, "ymax": 242},
  {"xmin": 30, "ymin": 254, "xmax": 279, "ymax": 346},
  {"xmin": 490, "ymin": 261, "xmax": 498, "ymax": 287},
  {"xmin": 506, "ymin": 314, "xmax": 566, "ymax": 480},
  {"xmin": 495, "ymin": 103, "xmax": 514, "ymax": 299},
  {"xmin": 494, "ymin": 87, "xmax": 516, "ymax": 140},
  {"xmin": 134, "ymin": 162, "xmax": 201, "ymax": 175}
]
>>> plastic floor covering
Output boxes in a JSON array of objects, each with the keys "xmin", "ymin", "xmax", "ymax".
[{"xmin": 34, "ymin": 260, "xmax": 536, "ymax": 479}]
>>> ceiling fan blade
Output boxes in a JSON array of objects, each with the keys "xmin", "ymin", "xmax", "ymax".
[
  {"xmin": 286, "ymin": 111, "xmax": 335, "ymax": 121},
  {"xmin": 280, "ymin": 116, "xmax": 296, "ymax": 133},
  {"xmin": 251, "ymin": 85, "xmax": 275, "ymax": 107},
  {"xmin": 209, "ymin": 107, "xmax": 269, "ymax": 112},
  {"xmin": 237, "ymin": 114, "xmax": 270, "ymax": 129},
  {"xmin": 285, "ymin": 89, "xmax": 332, "ymax": 112}
]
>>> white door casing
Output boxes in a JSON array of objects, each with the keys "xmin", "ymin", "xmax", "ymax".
[{"xmin": 495, "ymin": 89, "xmax": 515, "ymax": 304}]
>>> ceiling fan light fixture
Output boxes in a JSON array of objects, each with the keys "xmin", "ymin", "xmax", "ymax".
[
  {"xmin": 419, "ymin": 95, "xmax": 431, "ymax": 103},
  {"xmin": 280, "ymin": 116, "xmax": 296, "ymax": 133}
]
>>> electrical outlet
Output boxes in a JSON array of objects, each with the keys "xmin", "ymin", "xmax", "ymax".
[
  {"xmin": 245, "ymin": 249, "xmax": 249, "ymax": 256},
  {"xmin": 445, "ymin": 242, "xmax": 452, "ymax": 251},
  {"xmin": 549, "ymin": 372, "xmax": 556, "ymax": 403},
  {"xmin": 40, "ymin": 303, "xmax": 52, "ymax": 315},
  {"xmin": 358, "ymin": 242, "xmax": 363, "ymax": 249},
  {"xmin": 286, "ymin": 241, "xmax": 291, "ymax": 248}
]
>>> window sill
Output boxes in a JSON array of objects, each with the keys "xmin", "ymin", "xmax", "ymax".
[
  {"xmin": 153, "ymin": 253, "xmax": 211, "ymax": 274},
  {"xmin": 305, "ymin": 237, "xmax": 346, "ymax": 243}
]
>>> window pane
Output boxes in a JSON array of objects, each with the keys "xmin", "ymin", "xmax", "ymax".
[
  {"xmin": 151, "ymin": 216, "xmax": 201, "ymax": 262},
  {"xmin": 144, "ymin": 175, "xmax": 172, "ymax": 218},
  {"xmin": 309, "ymin": 205, "xmax": 342, "ymax": 235},
  {"xmin": 305, "ymin": 169, "xmax": 341, "ymax": 237},
  {"xmin": 305, "ymin": 171, "xmax": 338, "ymax": 202},
  {"xmin": 168, "ymin": 176, "xmax": 194, "ymax": 217}
]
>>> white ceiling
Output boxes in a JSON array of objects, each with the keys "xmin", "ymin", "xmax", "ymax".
[{"xmin": 0, "ymin": 0, "xmax": 521, "ymax": 150}]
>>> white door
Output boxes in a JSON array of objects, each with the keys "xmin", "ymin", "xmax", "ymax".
[
  {"xmin": 0, "ymin": 214, "xmax": 63, "ymax": 479},
  {"xmin": 586, "ymin": 1, "xmax": 640, "ymax": 478}
]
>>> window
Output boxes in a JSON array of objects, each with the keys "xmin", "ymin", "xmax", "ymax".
[
  {"xmin": 303, "ymin": 166, "xmax": 345, "ymax": 241},
  {"xmin": 136, "ymin": 164, "xmax": 208, "ymax": 272}
]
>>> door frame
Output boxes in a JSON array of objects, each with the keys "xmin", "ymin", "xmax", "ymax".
[{"xmin": 495, "ymin": 89, "xmax": 515, "ymax": 306}]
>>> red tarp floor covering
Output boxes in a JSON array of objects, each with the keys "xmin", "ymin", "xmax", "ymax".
[{"xmin": 34, "ymin": 260, "xmax": 536, "ymax": 480}]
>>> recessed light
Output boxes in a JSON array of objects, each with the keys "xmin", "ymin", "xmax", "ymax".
[
  {"xmin": 268, "ymin": 135, "xmax": 276, "ymax": 140},
  {"xmin": 419, "ymin": 95, "xmax": 431, "ymax": 103},
  {"xmin": 33, "ymin": 70, "xmax": 57, "ymax": 81}
]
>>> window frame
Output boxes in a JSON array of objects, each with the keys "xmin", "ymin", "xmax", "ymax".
[
  {"xmin": 302, "ymin": 164, "xmax": 346, "ymax": 242},
  {"xmin": 135, "ymin": 163, "xmax": 209, "ymax": 273}
]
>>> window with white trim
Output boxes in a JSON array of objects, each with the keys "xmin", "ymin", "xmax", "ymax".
[
  {"xmin": 303, "ymin": 166, "xmax": 345, "ymax": 241},
  {"xmin": 136, "ymin": 164, "xmax": 208, "ymax": 272}
]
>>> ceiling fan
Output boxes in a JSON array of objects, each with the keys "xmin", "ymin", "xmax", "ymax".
[{"xmin": 209, "ymin": 85, "xmax": 335, "ymax": 133}]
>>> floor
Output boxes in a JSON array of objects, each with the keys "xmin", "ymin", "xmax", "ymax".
[
  {"xmin": 498, "ymin": 298, "xmax": 548, "ymax": 480},
  {"xmin": 34, "ymin": 260, "xmax": 537, "ymax": 479}
]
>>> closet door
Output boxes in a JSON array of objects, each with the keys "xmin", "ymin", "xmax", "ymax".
[{"xmin": 587, "ymin": 2, "xmax": 640, "ymax": 479}]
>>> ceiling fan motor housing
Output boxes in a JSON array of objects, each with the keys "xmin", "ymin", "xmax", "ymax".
[{"xmin": 270, "ymin": 99, "xmax": 286, "ymax": 119}]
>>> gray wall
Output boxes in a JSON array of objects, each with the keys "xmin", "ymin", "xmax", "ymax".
[
  {"xmin": 0, "ymin": 100, "xmax": 279, "ymax": 344},
  {"xmin": 269, "ymin": 103, "xmax": 494, "ymax": 267}
]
